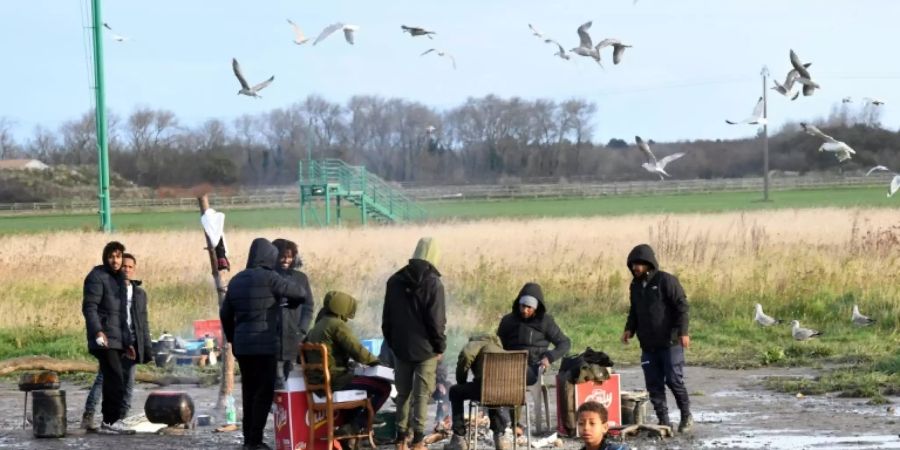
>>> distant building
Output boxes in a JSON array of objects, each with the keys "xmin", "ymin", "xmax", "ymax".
[{"xmin": 0, "ymin": 159, "xmax": 49, "ymax": 171}]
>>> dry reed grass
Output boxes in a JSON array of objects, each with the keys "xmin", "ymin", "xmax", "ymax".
[{"xmin": 1, "ymin": 208, "xmax": 898, "ymax": 343}]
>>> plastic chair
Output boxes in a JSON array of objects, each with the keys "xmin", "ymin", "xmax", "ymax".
[
  {"xmin": 467, "ymin": 350, "xmax": 530, "ymax": 450},
  {"xmin": 299, "ymin": 343, "xmax": 377, "ymax": 450}
]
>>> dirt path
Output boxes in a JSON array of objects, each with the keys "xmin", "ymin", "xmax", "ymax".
[{"xmin": 0, "ymin": 366, "xmax": 897, "ymax": 449}]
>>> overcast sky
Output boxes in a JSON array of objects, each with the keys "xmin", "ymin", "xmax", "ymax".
[{"xmin": 2, "ymin": 0, "xmax": 899, "ymax": 145}]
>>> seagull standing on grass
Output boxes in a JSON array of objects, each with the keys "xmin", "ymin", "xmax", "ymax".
[
  {"xmin": 799, "ymin": 123, "xmax": 856, "ymax": 162},
  {"xmin": 232, "ymin": 58, "xmax": 274, "ymax": 98},
  {"xmin": 791, "ymin": 320, "xmax": 822, "ymax": 341},
  {"xmin": 726, "ymin": 97, "xmax": 766, "ymax": 125},
  {"xmin": 635, "ymin": 136, "xmax": 685, "ymax": 180},
  {"xmin": 851, "ymin": 305, "xmax": 876, "ymax": 326},
  {"xmin": 313, "ymin": 23, "xmax": 359, "ymax": 45},
  {"xmin": 754, "ymin": 304, "xmax": 781, "ymax": 327}
]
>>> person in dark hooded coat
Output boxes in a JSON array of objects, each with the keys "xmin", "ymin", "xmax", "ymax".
[
  {"xmin": 220, "ymin": 238, "xmax": 308, "ymax": 450},
  {"xmin": 621, "ymin": 243, "xmax": 692, "ymax": 434},
  {"xmin": 272, "ymin": 238, "xmax": 315, "ymax": 388}
]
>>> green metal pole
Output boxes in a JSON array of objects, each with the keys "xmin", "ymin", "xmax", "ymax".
[
  {"xmin": 298, "ymin": 161, "xmax": 306, "ymax": 228},
  {"xmin": 91, "ymin": 0, "xmax": 112, "ymax": 232}
]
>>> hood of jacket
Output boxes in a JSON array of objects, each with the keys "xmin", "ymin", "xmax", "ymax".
[
  {"xmin": 510, "ymin": 282, "xmax": 546, "ymax": 320},
  {"xmin": 319, "ymin": 291, "xmax": 356, "ymax": 322},
  {"xmin": 626, "ymin": 244, "xmax": 659, "ymax": 271},
  {"xmin": 246, "ymin": 238, "xmax": 278, "ymax": 270},
  {"xmin": 399, "ymin": 258, "xmax": 441, "ymax": 286},
  {"xmin": 468, "ymin": 333, "xmax": 502, "ymax": 347}
]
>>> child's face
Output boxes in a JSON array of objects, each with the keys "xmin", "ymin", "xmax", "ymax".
[{"xmin": 577, "ymin": 411, "xmax": 608, "ymax": 447}]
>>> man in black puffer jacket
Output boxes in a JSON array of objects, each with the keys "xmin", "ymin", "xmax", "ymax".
[
  {"xmin": 497, "ymin": 282, "xmax": 571, "ymax": 434},
  {"xmin": 82, "ymin": 241, "xmax": 133, "ymax": 434},
  {"xmin": 220, "ymin": 238, "xmax": 308, "ymax": 450},
  {"xmin": 621, "ymin": 244, "xmax": 692, "ymax": 434},
  {"xmin": 382, "ymin": 237, "xmax": 446, "ymax": 450}
]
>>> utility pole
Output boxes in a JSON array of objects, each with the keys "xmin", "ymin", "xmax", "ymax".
[
  {"xmin": 91, "ymin": 0, "xmax": 112, "ymax": 231},
  {"xmin": 761, "ymin": 65, "xmax": 770, "ymax": 202}
]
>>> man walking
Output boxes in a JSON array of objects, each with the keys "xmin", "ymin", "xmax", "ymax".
[
  {"xmin": 382, "ymin": 237, "xmax": 446, "ymax": 450},
  {"xmin": 621, "ymin": 244, "xmax": 693, "ymax": 433},
  {"xmin": 82, "ymin": 241, "xmax": 132, "ymax": 434},
  {"xmin": 81, "ymin": 253, "xmax": 152, "ymax": 429},
  {"xmin": 220, "ymin": 238, "xmax": 308, "ymax": 450}
]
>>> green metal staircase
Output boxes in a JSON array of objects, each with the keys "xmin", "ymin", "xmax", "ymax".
[{"xmin": 298, "ymin": 159, "xmax": 427, "ymax": 227}]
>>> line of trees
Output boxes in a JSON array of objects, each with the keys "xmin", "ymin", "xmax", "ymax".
[{"xmin": 0, "ymin": 95, "xmax": 897, "ymax": 189}]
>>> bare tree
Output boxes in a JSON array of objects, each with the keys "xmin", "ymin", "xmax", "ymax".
[{"xmin": 0, "ymin": 117, "xmax": 20, "ymax": 160}]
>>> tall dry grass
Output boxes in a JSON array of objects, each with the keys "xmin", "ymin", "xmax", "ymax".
[{"xmin": 1, "ymin": 208, "xmax": 899, "ymax": 361}]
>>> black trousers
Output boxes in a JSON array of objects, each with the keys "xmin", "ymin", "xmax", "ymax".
[
  {"xmin": 640, "ymin": 346, "xmax": 690, "ymax": 419},
  {"xmin": 237, "ymin": 355, "xmax": 277, "ymax": 446},
  {"xmin": 90, "ymin": 348, "xmax": 126, "ymax": 425},
  {"xmin": 449, "ymin": 381, "xmax": 508, "ymax": 436}
]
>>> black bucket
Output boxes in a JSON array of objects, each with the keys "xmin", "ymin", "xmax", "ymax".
[
  {"xmin": 32, "ymin": 389, "xmax": 66, "ymax": 438},
  {"xmin": 145, "ymin": 391, "xmax": 195, "ymax": 426},
  {"xmin": 154, "ymin": 352, "xmax": 172, "ymax": 369}
]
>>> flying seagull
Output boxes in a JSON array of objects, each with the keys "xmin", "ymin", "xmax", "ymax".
[
  {"xmin": 102, "ymin": 22, "xmax": 131, "ymax": 42},
  {"xmin": 286, "ymin": 19, "xmax": 310, "ymax": 45},
  {"xmin": 865, "ymin": 165, "xmax": 900, "ymax": 197},
  {"xmin": 726, "ymin": 96, "xmax": 766, "ymax": 125},
  {"xmin": 528, "ymin": 23, "xmax": 545, "ymax": 39},
  {"xmin": 851, "ymin": 305, "xmax": 876, "ymax": 326},
  {"xmin": 635, "ymin": 136, "xmax": 685, "ymax": 180},
  {"xmin": 570, "ymin": 21, "xmax": 603, "ymax": 65},
  {"xmin": 421, "ymin": 49, "xmax": 457, "ymax": 69},
  {"xmin": 754, "ymin": 303, "xmax": 782, "ymax": 327},
  {"xmin": 800, "ymin": 123, "xmax": 856, "ymax": 162},
  {"xmin": 771, "ymin": 62, "xmax": 810, "ymax": 101},
  {"xmin": 401, "ymin": 25, "xmax": 436, "ymax": 39},
  {"xmin": 863, "ymin": 97, "xmax": 886, "ymax": 106},
  {"xmin": 232, "ymin": 58, "xmax": 274, "ymax": 98},
  {"xmin": 314, "ymin": 23, "xmax": 359, "ymax": 45},
  {"xmin": 842, "ymin": 96, "xmax": 853, "ymax": 104},
  {"xmin": 595, "ymin": 38, "xmax": 632, "ymax": 64},
  {"xmin": 790, "ymin": 320, "xmax": 822, "ymax": 341},
  {"xmin": 790, "ymin": 50, "xmax": 819, "ymax": 96},
  {"xmin": 545, "ymin": 39, "xmax": 571, "ymax": 60}
]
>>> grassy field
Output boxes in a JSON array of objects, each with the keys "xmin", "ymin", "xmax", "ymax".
[
  {"xmin": 0, "ymin": 186, "xmax": 897, "ymax": 234},
  {"xmin": 0, "ymin": 208, "xmax": 898, "ymax": 398}
]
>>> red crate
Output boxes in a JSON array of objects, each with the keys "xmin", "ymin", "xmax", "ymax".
[{"xmin": 193, "ymin": 319, "xmax": 223, "ymax": 346}]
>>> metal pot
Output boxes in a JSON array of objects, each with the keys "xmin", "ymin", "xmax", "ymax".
[
  {"xmin": 18, "ymin": 371, "xmax": 60, "ymax": 391},
  {"xmin": 154, "ymin": 352, "xmax": 172, "ymax": 368},
  {"xmin": 145, "ymin": 391, "xmax": 195, "ymax": 426}
]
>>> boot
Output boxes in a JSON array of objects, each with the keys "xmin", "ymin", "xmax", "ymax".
[
  {"xmin": 443, "ymin": 434, "xmax": 468, "ymax": 450},
  {"xmin": 411, "ymin": 431, "xmax": 427, "ymax": 450},
  {"xmin": 493, "ymin": 432, "xmax": 510, "ymax": 450},
  {"xmin": 396, "ymin": 432, "xmax": 409, "ymax": 450},
  {"xmin": 656, "ymin": 412, "xmax": 673, "ymax": 430},
  {"xmin": 678, "ymin": 413, "xmax": 694, "ymax": 433},
  {"xmin": 80, "ymin": 411, "xmax": 96, "ymax": 431}
]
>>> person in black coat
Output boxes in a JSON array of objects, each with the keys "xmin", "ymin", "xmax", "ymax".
[
  {"xmin": 220, "ymin": 238, "xmax": 308, "ymax": 450},
  {"xmin": 272, "ymin": 238, "xmax": 315, "ymax": 387},
  {"xmin": 82, "ymin": 241, "xmax": 132, "ymax": 434},
  {"xmin": 621, "ymin": 244, "xmax": 692, "ymax": 434}
]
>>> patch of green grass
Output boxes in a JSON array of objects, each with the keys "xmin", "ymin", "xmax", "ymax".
[
  {"xmin": 1, "ymin": 186, "xmax": 896, "ymax": 235},
  {"xmin": 763, "ymin": 367, "xmax": 900, "ymax": 402}
]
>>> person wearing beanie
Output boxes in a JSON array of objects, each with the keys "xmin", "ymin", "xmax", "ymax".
[
  {"xmin": 621, "ymin": 244, "xmax": 693, "ymax": 434},
  {"xmin": 496, "ymin": 282, "xmax": 571, "ymax": 435},
  {"xmin": 382, "ymin": 237, "xmax": 447, "ymax": 450}
]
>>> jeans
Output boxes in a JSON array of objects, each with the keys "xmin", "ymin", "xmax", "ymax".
[
  {"xmin": 84, "ymin": 355, "xmax": 137, "ymax": 418},
  {"xmin": 640, "ymin": 346, "xmax": 690, "ymax": 419}
]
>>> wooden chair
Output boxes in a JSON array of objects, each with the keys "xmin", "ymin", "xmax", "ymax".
[
  {"xmin": 299, "ymin": 343, "xmax": 377, "ymax": 450},
  {"xmin": 467, "ymin": 350, "xmax": 530, "ymax": 450}
]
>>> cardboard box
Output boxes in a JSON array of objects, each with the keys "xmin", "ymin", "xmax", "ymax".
[
  {"xmin": 353, "ymin": 365, "xmax": 394, "ymax": 381},
  {"xmin": 556, "ymin": 373, "xmax": 622, "ymax": 434},
  {"xmin": 313, "ymin": 390, "xmax": 366, "ymax": 404}
]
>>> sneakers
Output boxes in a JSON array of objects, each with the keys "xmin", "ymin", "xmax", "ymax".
[
  {"xmin": 443, "ymin": 434, "xmax": 468, "ymax": 450},
  {"xmin": 98, "ymin": 420, "xmax": 134, "ymax": 435},
  {"xmin": 493, "ymin": 432, "xmax": 510, "ymax": 450},
  {"xmin": 80, "ymin": 412, "xmax": 97, "ymax": 431},
  {"xmin": 678, "ymin": 414, "xmax": 694, "ymax": 433}
]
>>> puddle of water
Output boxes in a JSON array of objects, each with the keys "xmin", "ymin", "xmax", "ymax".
[
  {"xmin": 693, "ymin": 410, "xmax": 750, "ymax": 423},
  {"xmin": 703, "ymin": 432, "xmax": 900, "ymax": 449}
]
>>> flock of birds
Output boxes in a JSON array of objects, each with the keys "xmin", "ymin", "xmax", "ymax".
[
  {"xmin": 753, "ymin": 303, "xmax": 876, "ymax": 341},
  {"xmin": 100, "ymin": 17, "xmax": 897, "ymax": 195}
]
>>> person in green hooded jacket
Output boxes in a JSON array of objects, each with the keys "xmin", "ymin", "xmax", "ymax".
[{"xmin": 305, "ymin": 291, "xmax": 392, "ymax": 433}]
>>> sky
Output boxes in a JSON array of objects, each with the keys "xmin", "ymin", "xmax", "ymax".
[{"xmin": 2, "ymin": 0, "xmax": 900, "ymax": 145}]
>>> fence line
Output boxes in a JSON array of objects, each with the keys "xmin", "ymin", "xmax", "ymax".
[{"xmin": 0, "ymin": 176, "xmax": 886, "ymax": 215}]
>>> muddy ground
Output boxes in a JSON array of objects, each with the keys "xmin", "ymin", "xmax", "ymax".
[{"xmin": 0, "ymin": 366, "xmax": 897, "ymax": 450}]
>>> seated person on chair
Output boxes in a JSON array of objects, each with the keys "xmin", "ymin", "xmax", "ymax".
[
  {"xmin": 305, "ymin": 291, "xmax": 392, "ymax": 434},
  {"xmin": 496, "ymin": 282, "xmax": 571, "ymax": 434},
  {"xmin": 577, "ymin": 402, "xmax": 630, "ymax": 450},
  {"xmin": 443, "ymin": 334, "xmax": 510, "ymax": 450}
]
